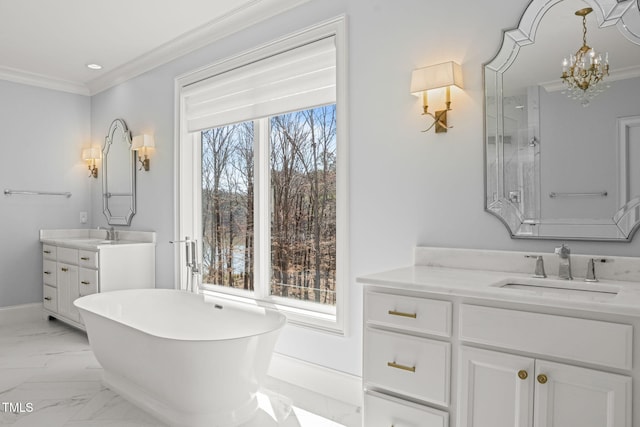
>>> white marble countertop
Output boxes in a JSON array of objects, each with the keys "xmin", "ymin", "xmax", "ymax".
[
  {"xmin": 358, "ymin": 247, "xmax": 640, "ymax": 317},
  {"xmin": 40, "ymin": 229, "xmax": 156, "ymax": 250}
]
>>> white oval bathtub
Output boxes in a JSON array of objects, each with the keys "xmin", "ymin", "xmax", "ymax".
[{"xmin": 74, "ymin": 289, "xmax": 286, "ymax": 427}]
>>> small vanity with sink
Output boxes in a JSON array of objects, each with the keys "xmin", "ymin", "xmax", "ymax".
[
  {"xmin": 359, "ymin": 246, "xmax": 640, "ymax": 427},
  {"xmin": 40, "ymin": 228, "xmax": 156, "ymax": 329}
]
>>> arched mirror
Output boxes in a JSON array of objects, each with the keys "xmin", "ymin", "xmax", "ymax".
[
  {"xmin": 102, "ymin": 119, "xmax": 136, "ymax": 225},
  {"xmin": 485, "ymin": 0, "xmax": 640, "ymax": 241}
]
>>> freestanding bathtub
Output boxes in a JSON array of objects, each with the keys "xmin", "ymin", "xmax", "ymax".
[{"xmin": 74, "ymin": 289, "xmax": 286, "ymax": 427}]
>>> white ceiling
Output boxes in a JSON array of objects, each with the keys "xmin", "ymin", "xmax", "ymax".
[{"xmin": 0, "ymin": 0, "xmax": 308, "ymax": 95}]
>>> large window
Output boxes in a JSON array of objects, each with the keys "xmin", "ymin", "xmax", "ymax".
[
  {"xmin": 201, "ymin": 106, "xmax": 337, "ymax": 305},
  {"xmin": 177, "ymin": 18, "xmax": 347, "ymax": 331}
]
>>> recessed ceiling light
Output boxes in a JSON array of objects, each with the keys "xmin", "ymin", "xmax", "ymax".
[{"xmin": 86, "ymin": 63, "xmax": 103, "ymax": 70}]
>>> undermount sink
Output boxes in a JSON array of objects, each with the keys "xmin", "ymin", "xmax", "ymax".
[{"xmin": 494, "ymin": 279, "xmax": 619, "ymax": 301}]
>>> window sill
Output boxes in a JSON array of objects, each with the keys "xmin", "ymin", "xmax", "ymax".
[{"xmin": 200, "ymin": 288, "xmax": 344, "ymax": 335}]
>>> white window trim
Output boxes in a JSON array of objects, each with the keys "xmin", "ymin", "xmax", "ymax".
[{"xmin": 174, "ymin": 16, "xmax": 349, "ymax": 334}]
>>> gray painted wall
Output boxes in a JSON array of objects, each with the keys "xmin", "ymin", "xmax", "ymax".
[
  {"xmin": 0, "ymin": 80, "xmax": 91, "ymax": 306},
  {"xmin": 3, "ymin": 0, "xmax": 639, "ymax": 376}
]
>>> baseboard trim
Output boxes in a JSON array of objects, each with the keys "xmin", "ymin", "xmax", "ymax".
[
  {"xmin": 268, "ymin": 352, "xmax": 362, "ymax": 408},
  {"xmin": 0, "ymin": 303, "xmax": 43, "ymax": 325}
]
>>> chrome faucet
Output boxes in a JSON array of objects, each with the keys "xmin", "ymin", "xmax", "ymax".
[
  {"xmin": 524, "ymin": 255, "xmax": 546, "ymax": 278},
  {"xmin": 554, "ymin": 244, "xmax": 572, "ymax": 280},
  {"xmin": 585, "ymin": 258, "xmax": 610, "ymax": 282}
]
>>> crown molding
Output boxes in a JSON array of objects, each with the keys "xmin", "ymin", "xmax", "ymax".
[
  {"xmin": 86, "ymin": 0, "xmax": 310, "ymax": 95},
  {"xmin": 0, "ymin": 66, "xmax": 90, "ymax": 96},
  {"xmin": 0, "ymin": 0, "xmax": 308, "ymax": 96}
]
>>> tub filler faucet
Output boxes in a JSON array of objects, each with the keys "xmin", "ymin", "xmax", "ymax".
[
  {"xmin": 169, "ymin": 237, "xmax": 201, "ymax": 293},
  {"xmin": 554, "ymin": 244, "xmax": 572, "ymax": 280}
]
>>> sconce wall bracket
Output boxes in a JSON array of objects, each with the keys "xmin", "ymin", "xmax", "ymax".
[{"xmin": 421, "ymin": 108, "xmax": 450, "ymax": 133}]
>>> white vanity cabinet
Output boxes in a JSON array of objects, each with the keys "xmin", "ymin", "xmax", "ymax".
[
  {"xmin": 457, "ymin": 304, "xmax": 632, "ymax": 427},
  {"xmin": 40, "ymin": 230, "xmax": 156, "ymax": 330},
  {"xmin": 458, "ymin": 346, "xmax": 631, "ymax": 427},
  {"xmin": 361, "ymin": 282, "xmax": 636, "ymax": 427}
]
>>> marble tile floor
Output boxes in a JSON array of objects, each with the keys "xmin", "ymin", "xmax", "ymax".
[{"xmin": 0, "ymin": 318, "xmax": 358, "ymax": 427}]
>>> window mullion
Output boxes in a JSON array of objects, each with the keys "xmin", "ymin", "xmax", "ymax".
[{"xmin": 254, "ymin": 118, "xmax": 271, "ymax": 300}]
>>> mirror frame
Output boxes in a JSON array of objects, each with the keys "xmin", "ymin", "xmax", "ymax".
[
  {"xmin": 102, "ymin": 118, "xmax": 136, "ymax": 225},
  {"xmin": 484, "ymin": 0, "xmax": 640, "ymax": 241}
]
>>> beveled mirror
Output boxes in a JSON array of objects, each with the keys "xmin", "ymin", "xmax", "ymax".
[
  {"xmin": 485, "ymin": 0, "xmax": 640, "ymax": 241},
  {"xmin": 102, "ymin": 119, "xmax": 136, "ymax": 225}
]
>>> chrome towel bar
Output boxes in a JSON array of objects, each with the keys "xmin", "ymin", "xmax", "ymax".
[{"xmin": 4, "ymin": 189, "xmax": 71, "ymax": 198}]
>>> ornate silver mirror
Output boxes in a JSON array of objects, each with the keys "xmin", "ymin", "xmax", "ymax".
[
  {"xmin": 102, "ymin": 119, "xmax": 136, "ymax": 225},
  {"xmin": 485, "ymin": 0, "xmax": 640, "ymax": 241}
]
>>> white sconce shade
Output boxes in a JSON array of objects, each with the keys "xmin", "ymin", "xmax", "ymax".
[
  {"xmin": 131, "ymin": 134, "xmax": 155, "ymax": 171},
  {"xmin": 131, "ymin": 134, "xmax": 155, "ymax": 151},
  {"xmin": 410, "ymin": 61, "xmax": 464, "ymax": 94},
  {"xmin": 82, "ymin": 146, "xmax": 101, "ymax": 161},
  {"xmin": 410, "ymin": 61, "xmax": 464, "ymax": 133}
]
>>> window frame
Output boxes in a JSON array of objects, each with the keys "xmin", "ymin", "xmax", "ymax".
[{"xmin": 174, "ymin": 16, "xmax": 348, "ymax": 334}]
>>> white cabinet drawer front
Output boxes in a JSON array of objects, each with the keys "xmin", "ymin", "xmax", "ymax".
[
  {"xmin": 365, "ymin": 328, "xmax": 450, "ymax": 406},
  {"xmin": 78, "ymin": 268, "xmax": 98, "ymax": 296},
  {"xmin": 78, "ymin": 250, "xmax": 98, "ymax": 269},
  {"xmin": 43, "ymin": 260, "xmax": 57, "ymax": 287},
  {"xmin": 43, "ymin": 285, "xmax": 57, "ymax": 312},
  {"xmin": 459, "ymin": 305, "xmax": 633, "ymax": 370},
  {"xmin": 364, "ymin": 391, "xmax": 449, "ymax": 427},
  {"xmin": 57, "ymin": 247, "xmax": 78, "ymax": 265},
  {"xmin": 42, "ymin": 244, "xmax": 56, "ymax": 260},
  {"xmin": 366, "ymin": 291, "xmax": 452, "ymax": 337}
]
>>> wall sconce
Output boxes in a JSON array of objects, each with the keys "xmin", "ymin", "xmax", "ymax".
[
  {"xmin": 410, "ymin": 61, "xmax": 464, "ymax": 133},
  {"xmin": 81, "ymin": 147, "xmax": 101, "ymax": 178},
  {"xmin": 131, "ymin": 134, "xmax": 155, "ymax": 171}
]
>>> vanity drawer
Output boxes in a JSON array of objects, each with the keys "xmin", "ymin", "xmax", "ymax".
[
  {"xmin": 43, "ymin": 285, "xmax": 57, "ymax": 312},
  {"xmin": 459, "ymin": 304, "xmax": 633, "ymax": 370},
  {"xmin": 43, "ymin": 259, "xmax": 57, "ymax": 287},
  {"xmin": 364, "ymin": 390, "xmax": 449, "ymax": 427},
  {"xmin": 366, "ymin": 291, "xmax": 452, "ymax": 337},
  {"xmin": 78, "ymin": 268, "xmax": 98, "ymax": 296},
  {"xmin": 42, "ymin": 244, "xmax": 56, "ymax": 260},
  {"xmin": 78, "ymin": 250, "xmax": 98, "ymax": 269},
  {"xmin": 57, "ymin": 247, "xmax": 78, "ymax": 265},
  {"xmin": 364, "ymin": 328, "xmax": 450, "ymax": 406}
]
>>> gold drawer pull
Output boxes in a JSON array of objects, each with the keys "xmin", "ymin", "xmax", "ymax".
[
  {"xmin": 44, "ymin": 271, "xmax": 52, "ymax": 275},
  {"xmin": 44, "ymin": 297, "xmax": 52, "ymax": 301},
  {"xmin": 61, "ymin": 267, "xmax": 68, "ymax": 272},
  {"xmin": 388, "ymin": 310, "xmax": 417, "ymax": 319},
  {"xmin": 518, "ymin": 370, "xmax": 528, "ymax": 380},
  {"xmin": 537, "ymin": 374, "xmax": 548, "ymax": 384},
  {"xmin": 81, "ymin": 281, "xmax": 91, "ymax": 285},
  {"xmin": 43, "ymin": 250, "xmax": 52, "ymax": 254},
  {"xmin": 80, "ymin": 257, "xmax": 90, "ymax": 261},
  {"xmin": 387, "ymin": 361, "xmax": 416, "ymax": 373}
]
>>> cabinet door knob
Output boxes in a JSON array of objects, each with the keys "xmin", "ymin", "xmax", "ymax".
[
  {"xmin": 81, "ymin": 281, "xmax": 90, "ymax": 285},
  {"xmin": 518, "ymin": 370, "xmax": 528, "ymax": 380},
  {"xmin": 61, "ymin": 267, "xmax": 68, "ymax": 272},
  {"xmin": 43, "ymin": 250, "xmax": 51, "ymax": 254},
  {"xmin": 44, "ymin": 297, "xmax": 52, "ymax": 301},
  {"xmin": 81, "ymin": 257, "xmax": 90, "ymax": 261},
  {"xmin": 537, "ymin": 374, "xmax": 548, "ymax": 384},
  {"xmin": 44, "ymin": 271, "xmax": 52, "ymax": 275}
]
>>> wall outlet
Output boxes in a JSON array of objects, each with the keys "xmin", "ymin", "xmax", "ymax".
[{"xmin": 80, "ymin": 211, "xmax": 88, "ymax": 224}]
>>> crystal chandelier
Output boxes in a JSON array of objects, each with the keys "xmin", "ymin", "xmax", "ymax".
[{"xmin": 560, "ymin": 7, "xmax": 609, "ymax": 106}]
